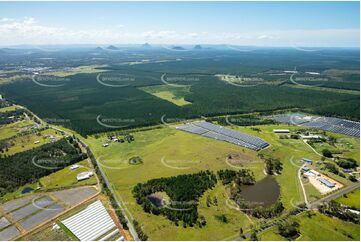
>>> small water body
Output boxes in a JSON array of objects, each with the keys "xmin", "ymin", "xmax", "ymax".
[
  {"xmin": 148, "ymin": 195, "xmax": 164, "ymax": 207},
  {"xmin": 21, "ymin": 187, "xmax": 34, "ymax": 194},
  {"xmin": 240, "ymin": 176, "xmax": 280, "ymax": 206}
]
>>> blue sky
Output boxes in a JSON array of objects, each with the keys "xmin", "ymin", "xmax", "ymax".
[{"xmin": 0, "ymin": 1, "xmax": 359, "ymax": 47}]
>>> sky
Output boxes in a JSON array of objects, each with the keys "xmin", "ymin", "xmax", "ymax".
[{"xmin": 0, "ymin": 1, "xmax": 359, "ymax": 47}]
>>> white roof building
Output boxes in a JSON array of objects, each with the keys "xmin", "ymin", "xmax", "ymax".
[
  {"xmin": 300, "ymin": 134, "xmax": 322, "ymax": 139},
  {"xmin": 76, "ymin": 171, "xmax": 93, "ymax": 181},
  {"xmin": 61, "ymin": 200, "xmax": 120, "ymax": 241},
  {"xmin": 70, "ymin": 164, "xmax": 80, "ymax": 170},
  {"xmin": 304, "ymin": 169, "xmax": 320, "ymax": 177}
]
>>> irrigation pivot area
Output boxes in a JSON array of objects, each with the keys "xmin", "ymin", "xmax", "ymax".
[
  {"xmin": 273, "ymin": 114, "xmax": 360, "ymax": 137},
  {"xmin": 176, "ymin": 121, "xmax": 269, "ymax": 150}
]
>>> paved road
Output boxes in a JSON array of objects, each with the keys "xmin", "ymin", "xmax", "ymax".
[
  {"xmin": 17, "ymin": 106, "xmax": 139, "ymax": 241},
  {"xmin": 309, "ymin": 182, "xmax": 360, "ymax": 209},
  {"xmin": 19, "ymin": 104, "xmax": 358, "ymax": 241}
]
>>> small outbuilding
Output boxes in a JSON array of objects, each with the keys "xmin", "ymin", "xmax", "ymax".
[
  {"xmin": 70, "ymin": 164, "xmax": 80, "ymax": 170},
  {"xmin": 273, "ymin": 129, "xmax": 290, "ymax": 133},
  {"xmin": 300, "ymin": 134, "xmax": 322, "ymax": 140},
  {"xmin": 302, "ymin": 158, "xmax": 313, "ymax": 164}
]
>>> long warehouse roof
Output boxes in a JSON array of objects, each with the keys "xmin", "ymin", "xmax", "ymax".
[{"xmin": 61, "ymin": 200, "xmax": 117, "ymax": 241}]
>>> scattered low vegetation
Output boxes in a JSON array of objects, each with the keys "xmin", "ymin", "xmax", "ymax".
[
  {"xmin": 264, "ymin": 157, "xmax": 283, "ymax": 175},
  {"xmin": 277, "ymin": 220, "xmax": 300, "ymax": 240},
  {"xmin": 133, "ymin": 220, "xmax": 149, "ymax": 241},
  {"xmin": 318, "ymin": 201, "xmax": 359, "ymax": 224}
]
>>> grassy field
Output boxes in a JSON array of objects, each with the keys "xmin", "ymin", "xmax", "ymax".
[
  {"xmin": 3, "ymin": 128, "xmax": 62, "ymax": 156},
  {"xmin": 335, "ymin": 189, "xmax": 360, "ymax": 209},
  {"xmin": 258, "ymin": 228, "xmax": 288, "ymax": 241},
  {"xmin": 0, "ymin": 105, "xmax": 18, "ymax": 113},
  {"xmin": 84, "ymin": 121, "xmax": 360, "ymax": 240},
  {"xmin": 284, "ymin": 83, "xmax": 360, "ymax": 95},
  {"xmin": 310, "ymin": 134, "xmax": 360, "ymax": 164},
  {"xmin": 257, "ymin": 212, "xmax": 359, "ymax": 241},
  {"xmin": 0, "ymin": 66, "xmax": 106, "ymax": 86},
  {"xmin": 296, "ymin": 212, "xmax": 360, "ymax": 241},
  {"xmin": 233, "ymin": 124, "xmax": 327, "ymax": 209},
  {"xmin": 46, "ymin": 65, "xmax": 107, "ymax": 77},
  {"xmin": 39, "ymin": 159, "xmax": 97, "ymax": 190},
  {"xmin": 87, "ymin": 125, "xmax": 266, "ymax": 240},
  {"xmin": 0, "ymin": 159, "xmax": 96, "ymax": 203},
  {"xmin": 0, "ymin": 181, "xmax": 40, "ymax": 203},
  {"xmin": 140, "ymin": 85, "xmax": 191, "ymax": 106},
  {"xmin": 0, "ymin": 119, "xmax": 35, "ymax": 140}
]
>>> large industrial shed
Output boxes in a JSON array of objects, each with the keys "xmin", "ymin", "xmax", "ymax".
[{"xmin": 61, "ymin": 200, "xmax": 121, "ymax": 241}]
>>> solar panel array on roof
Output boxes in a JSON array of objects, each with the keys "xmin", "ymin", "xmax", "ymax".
[
  {"xmin": 62, "ymin": 200, "xmax": 117, "ymax": 241},
  {"xmin": 272, "ymin": 114, "xmax": 360, "ymax": 137},
  {"xmin": 176, "ymin": 121, "xmax": 269, "ymax": 150}
]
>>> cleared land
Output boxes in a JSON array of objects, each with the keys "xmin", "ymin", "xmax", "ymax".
[
  {"xmin": 258, "ymin": 212, "xmax": 359, "ymax": 241},
  {"xmin": 85, "ymin": 122, "xmax": 360, "ymax": 240},
  {"xmin": 0, "ymin": 120, "xmax": 35, "ymax": 140},
  {"xmin": 335, "ymin": 188, "xmax": 360, "ymax": 209},
  {"xmin": 0, "ymin": 105, "xmax": 18, "ymax": 113},
  {"xmin": 0, "ymin": 159, "xmax": 96, "ymax": 203},
  {"xmin": 87, "ymin": 126, "xmax": 265, "ymax": 240},
  {"xmin": 44, "ymin": 65, "xmax": 107, "ymax": 77},
  {"xmin": 39, "ymin": 159, "xmax": 96, "ymax": 190},
  {"xmin": 140, "ymin": 85, "xmax": 191, "ymax": 106},
  {"xmin": 0, "ymin": 65, "xmax": 107, "ymax": 85},
  {"xmin": 2, "ymin": 128, "xmax": 62, "ymax": 156}
]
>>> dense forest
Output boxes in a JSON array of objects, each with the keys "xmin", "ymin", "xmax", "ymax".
[
  {"xmin": 133, "ymin": 171, "xmax": 217, "ymax": 226},
  {"xmin": 0, "ymin": 137, "xmax": 86, "ymax": 196},
  {"xmin": 1, "ymin": 48, "xmax": 359, "ymax": 136}
]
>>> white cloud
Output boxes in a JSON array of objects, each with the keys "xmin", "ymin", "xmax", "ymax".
[
  {"xmin": 257, "ymin": 34, "xmax": 280, "ymax": 40},
  {"xmin": 0, "ymin": 17, "xmax": 358, "ymax": 47}
]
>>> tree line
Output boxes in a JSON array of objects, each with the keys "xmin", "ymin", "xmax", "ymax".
[{"xmin": 0, "ymin": 137, "xmax": 86, "ymax": 197}]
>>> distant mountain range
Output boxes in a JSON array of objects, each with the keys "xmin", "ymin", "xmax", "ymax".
[
  {"xmin": 106, "ymin": 45, "xmax": 119, "ymax": 50},
  {"xmin": 171, "ymin": 46, "xmax": 186, "ymax": 50},
  {"xmin": 142, "ymin": 43, "xmax": 151, "ymax": 48}
]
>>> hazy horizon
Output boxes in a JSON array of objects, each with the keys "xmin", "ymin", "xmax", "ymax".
[{"xmin": 0, "ymin": 1, "xmax": 359, "ymax": 47}]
